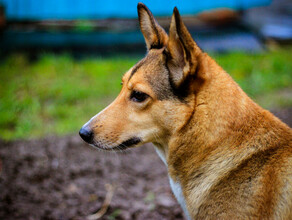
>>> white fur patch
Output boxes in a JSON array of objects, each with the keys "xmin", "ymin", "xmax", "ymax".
[
  {"xmin": 154, "ymin": 146, "xmax": 167, "ymax": 165},
  {"xmin": 169, "ymin": 177, "xmax": 191, "ymax": 220},
  {"xmin": 154, "ymin": 145, "xmax": 191, "ymax": 219}
]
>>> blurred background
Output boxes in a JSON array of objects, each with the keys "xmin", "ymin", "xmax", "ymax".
[{"xmin": 0, "ymin": 0, "xmax": 291, "ymax": 219}]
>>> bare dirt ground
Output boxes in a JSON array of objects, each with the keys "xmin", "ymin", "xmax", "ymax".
[
  {"xmin": 0, "ymin": 108, "xmax": 291, "ymax": 220},
  {"xmin": 0, "ymin": 139, "xmax": 183, "ymax": 220}
]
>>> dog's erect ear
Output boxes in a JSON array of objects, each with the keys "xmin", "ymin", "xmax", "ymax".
[
  {"xmin": 166, "ymin": 7, "xmax": 202, "ymax": 89},
  {"xmin": 137, "ymin": 3, "xmax": 168, "ymax": 50}
]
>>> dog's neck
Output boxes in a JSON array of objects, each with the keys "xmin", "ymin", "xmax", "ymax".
[
  {"xmin": 152, "ymin": 63, "xmax": 266, "ymax": 216},
  {"xmin": 151, "ymin": 56, "xmax": 292, "ymax": 217},
  {"xmin": 153, "ymin": 56, "xmax": 273, "ymax": 181}
]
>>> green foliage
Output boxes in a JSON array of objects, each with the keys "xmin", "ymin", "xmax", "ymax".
[
  {"xmin": 108, "ymin": 209, "xmax": 121, "ymax": 220},
  {"xmin": 213, "ymin": 49, "xmax": 292, "ymax": 97},
  {"xmin": 144, "ymin": 191, "xmax": 156, "ymax": 210},
  {"xmin": 73, "ymin": 20, "xmax": 95, "ymax": 32},
  {"xmin": 0, "ymin": 48, "xmax": 291, "ymax": 140},
  {"xmin": 0, "ymin": 53, "xmax": 138, "ymax": 140}
]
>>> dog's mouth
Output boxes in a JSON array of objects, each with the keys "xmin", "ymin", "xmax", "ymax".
[{"xmin": 90, "ymin": 137, "xmax": 142, "ymax": 151}]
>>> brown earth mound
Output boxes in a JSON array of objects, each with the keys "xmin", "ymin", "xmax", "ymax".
[{"xmin": 0, "ymin": 108, "xmax": 291, "ymax": 220}]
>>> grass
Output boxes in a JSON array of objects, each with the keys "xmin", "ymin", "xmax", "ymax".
[
  {"xmin": 0, "ymin": 48, "xmax": 291, "ymax": 140},
  {"xmin": 0, "ymin": 54, "xmax": 138, "ymax": 140}
]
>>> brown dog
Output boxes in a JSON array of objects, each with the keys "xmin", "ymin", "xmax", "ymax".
[{"xmin": 79, "ymin": 3, "xmax": 292, "ymax": 219}]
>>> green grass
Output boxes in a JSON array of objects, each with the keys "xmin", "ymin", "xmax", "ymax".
[
  {"xmin": 0, "ymin": 54, "xmax": 139, "ymax": 140},
  {"xmin": 213, "ymin": 49, "xmax": 292, "ymax": 97},
  {"xmin": 0, "ymin": 48, "xmax": 291, "ymax": 140}
]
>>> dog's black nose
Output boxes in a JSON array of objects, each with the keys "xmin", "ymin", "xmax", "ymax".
[{"xmin": 79, "ymin": 127, "xmax": 93, "ymax": 143}]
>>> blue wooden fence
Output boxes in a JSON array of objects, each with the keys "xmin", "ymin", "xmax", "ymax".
[{"xmin": 0, "ymin": 0, "xmax": 271, "ymax": 20}]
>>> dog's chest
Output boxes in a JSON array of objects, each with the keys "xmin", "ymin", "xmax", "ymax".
[
  {"xmin": 169, "ymin": 177, "xmax": 191, "ymax": 220},
  {"xmin": 154, "ymin": 146, "xmax": 191, "ymax": 220}
]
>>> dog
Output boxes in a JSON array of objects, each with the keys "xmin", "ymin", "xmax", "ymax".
[{"xmin": 79, "ymin": 3, "xmax": 292, "ymax": 219}]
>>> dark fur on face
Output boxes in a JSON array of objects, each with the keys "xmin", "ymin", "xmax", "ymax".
[
  {"xmin": 128, "ymin": 50, "xmax": 179, "ymax": 101},
  {"xmin": 129, "ymin": 49, "xmax": 193, "ymax": 101}
]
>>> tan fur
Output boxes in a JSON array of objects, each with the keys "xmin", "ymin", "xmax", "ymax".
[{"xmin": 81, "ymin": 3, "xmax": 292, "ymax": 219}]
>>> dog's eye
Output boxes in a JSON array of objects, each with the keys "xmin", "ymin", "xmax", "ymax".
[{"xmin": 130, "ymin": 90, "xmax": 148, "ymax": 102}]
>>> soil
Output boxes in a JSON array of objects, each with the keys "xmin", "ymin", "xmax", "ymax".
[{"xmin": 0, "ymin": 108, "xmax": 291, "ymax": 220}]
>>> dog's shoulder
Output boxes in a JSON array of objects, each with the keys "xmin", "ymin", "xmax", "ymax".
[{"xmin": 194, "ymin": 114, "xmax": 292, "ymax": 219}]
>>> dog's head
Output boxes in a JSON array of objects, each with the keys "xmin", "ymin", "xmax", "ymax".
[{"xmin": 79, "ymin": 3, "xmax": 208, "ymax": 151}]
